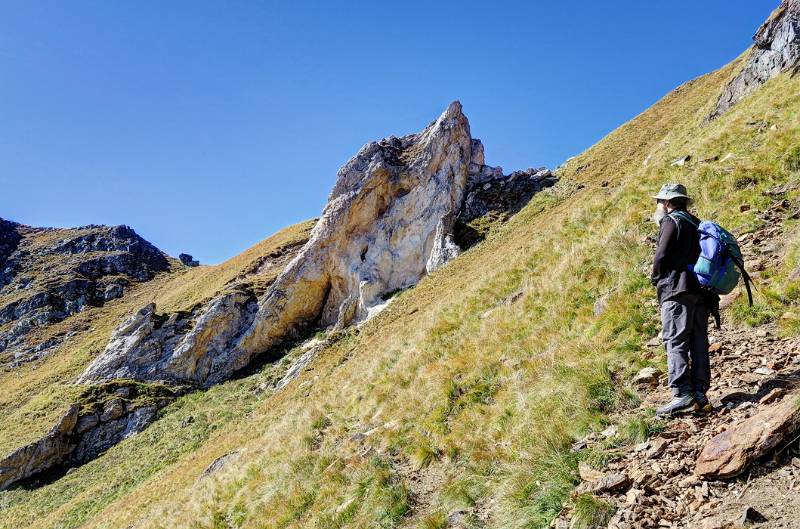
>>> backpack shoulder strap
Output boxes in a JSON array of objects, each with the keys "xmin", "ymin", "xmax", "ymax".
[
  {"xmin": 730, "ymin": 255, "xmax": 755, "ymax": 306},
  {"xmin": 669, "ymin": 210, "xmax": 700, "ymax": 229}
]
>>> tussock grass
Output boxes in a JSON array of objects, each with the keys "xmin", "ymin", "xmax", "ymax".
[
  {"xmin": 4, "ymin": 52, "xmax": 800, "ymax": 529},
  {"xmin": 571, "ymin": 494, "xmax": 616, "ymax": 529}
]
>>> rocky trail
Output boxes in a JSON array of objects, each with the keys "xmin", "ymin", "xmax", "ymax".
[
  {"xmin": 568, "ymin": 324, "xmax": 800, "ymax": 529},
  {"xmin": 556, "ymin": 191, "xmax": 800, "ymax": 528}
]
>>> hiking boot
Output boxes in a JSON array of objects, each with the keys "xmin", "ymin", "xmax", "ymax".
[
  {"xmin": 693, "ymin": 391, "xmax": 712, "ymax": 413},
  {"xmin": 656, "ymin": 394, "xmax": 695, "ymax": 417}
]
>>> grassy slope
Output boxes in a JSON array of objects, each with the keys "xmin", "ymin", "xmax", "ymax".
[
  {"xmin": 3, "ymin": 53, "xmax": 800, "ymax": 529},
  {"xmin": 0, "ymin": 220, "xmax": 313, "ymax": 456}
]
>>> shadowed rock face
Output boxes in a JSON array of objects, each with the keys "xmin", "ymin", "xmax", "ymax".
[
  {"xmin": 0, "ymin": 382, "xmax": 177, "ymax": 490},
  {"xmin": 0, "ymin": 405, "xmax": 78, "ymax": 490},
  {"xmin": 78, "ymin": 102, "xmax": 555, "ymax": 388},
  {"xmin": 711, "ymin": 0, "xmax": 800, "ymax": 118},
  {"xmin": 0, "ymin": 219, "xmax": 23, "ymax": 276}
]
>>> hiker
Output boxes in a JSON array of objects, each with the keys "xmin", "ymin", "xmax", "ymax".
[{"xmin": 650, "ymin": 184, "xmax": 717, "ymax": 416}]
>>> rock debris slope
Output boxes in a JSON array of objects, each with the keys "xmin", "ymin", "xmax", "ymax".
[{"xmin": 79, "ymin": 101, "xmax": 556, "ymax": 387}]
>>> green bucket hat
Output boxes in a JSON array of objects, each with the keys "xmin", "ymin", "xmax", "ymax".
[{"xmin": 652, "ymin": 183, "xmax": 691, "ymax": 201}]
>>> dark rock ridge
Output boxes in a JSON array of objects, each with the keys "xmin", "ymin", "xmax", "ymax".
[
  {"xmin": 0, "ymin": 222, "xmax": 170, "ymax": 366},
  {"xmin": 0, "ymin": 219, "xmax": 23, "ymax": 278},
  {"xmin": 0, "ymin": 381, "xmax": 178, "ymax": 490},
  {"xmin": 461, "ymin": 163, "xmax": 556, "ymax": 223},
  {"xmin": 711, "ymin": 0, "xmax": 800, "ymax": 118},
  {"xmin": 78, "ymin": 102, "xmax": 557, "ymax": 389}
]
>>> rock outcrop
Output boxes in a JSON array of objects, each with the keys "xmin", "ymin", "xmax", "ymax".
[
  {"xmin": 0, "ymin": 405, "xmax": 78, "ymax": 489},
  {"xmin": 179, "ymin": 253, "xmax": 199, "ymax": 267},
  {"xmin": 711, "ymin": 0, "xmax": 800, "ymax": 118},
  {"xmin": 696, "ymin": 392, "xmax": 800, "ymax": 479},
  {"xmin": 0, "ymin": 219, "xmax": 23, "ymax": 282},
  {"xmin": 78, "ymin": 102, "xmax": 556, "ymax": 388},
  {"xmin": 0, "ymin": 222, "xmax": 170, "ymax": 366},
  {"xmin": 0, "ymin": 381, "xmax": 177, "ymax": 490},
  {"xmin": 229, "ymin": 101, "xmax": 474, "ymax": 366}
]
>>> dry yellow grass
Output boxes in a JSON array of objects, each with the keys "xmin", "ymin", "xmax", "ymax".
[{"xmin": 3, "ymin": 51, "xmax": 800, "ymax": 529}]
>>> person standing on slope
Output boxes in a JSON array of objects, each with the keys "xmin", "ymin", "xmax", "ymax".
[{"xmin": 650, "ymin": 183, "xmax": 716, "ymax": 416}]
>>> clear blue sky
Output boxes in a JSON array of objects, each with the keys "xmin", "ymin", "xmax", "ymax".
[{"xmin": 0, "ymin": 1, "xmax": 777, "ymax": 263}]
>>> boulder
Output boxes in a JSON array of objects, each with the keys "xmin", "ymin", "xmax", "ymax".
[
  {"xmin": 574, "ymin": 471, "xmax": 631, "ymax": 495},
  {"xmin": 179, "ymin": 253, "xmax": 199, "ymax": 267},
  {"xmin": 711, "ymin": 0, "xmax": 800, "ymax": 118},
  {"xmin": 671, "ymin": 155, "xmax": 691, "ymax": 167},
  {"xmin": 696, "ymin": 392, "xmax": 800, "ymax": 479},
  {"xmin": 200, "ymin": 451, "xmax": 241, "ymax": 479},
  {"xmin": 632, "ymin": 366, "xmax": 661, "ymax": 386}
]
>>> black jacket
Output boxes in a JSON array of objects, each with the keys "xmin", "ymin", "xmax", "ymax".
[{"xmin": 651, "ymin": 210, "xmax": 702, "ymax": 303}]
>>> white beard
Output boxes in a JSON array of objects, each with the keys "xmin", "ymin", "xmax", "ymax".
[{"xmin": 652, "ymin": 203, "xmax": 667, "ymax": 226}]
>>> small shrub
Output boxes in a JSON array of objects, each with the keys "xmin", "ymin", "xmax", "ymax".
[
  {"xmin": 580, "ymin": 447, "xmax": 618, "ymax": 470},
  {"xmin": 505, "ymin": 449, "xmax": 580, "ymax": 528},
  {"xmin": 412, "ymin": 445, "xmax": 438, "ymax": 469},
  {"xmin": 441, "ymin": 476, "xmax": 484, "ymax": 509}
]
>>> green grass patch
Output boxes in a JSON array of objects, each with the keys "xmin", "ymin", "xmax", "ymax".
[{"xmin": 571, "ymin": 494, "xmax": 616, "ymax": 529}]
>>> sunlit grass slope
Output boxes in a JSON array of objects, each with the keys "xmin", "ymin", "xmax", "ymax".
[
  {"xmin": 0, "ymin": 220, "xmax": 313, "ymax": 457},
  {"xmin": 4, "ymin": 53, "xmax": 800, "ymax": 529}
]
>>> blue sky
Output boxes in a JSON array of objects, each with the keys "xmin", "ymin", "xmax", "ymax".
[{"xmin": 0, "ymin": 1, "xmax": 777, "ymax": 263}]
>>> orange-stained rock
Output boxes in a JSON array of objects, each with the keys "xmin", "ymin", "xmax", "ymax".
[{"xmin": 696, "ymin": 393, "xmax": 800, "ymax": 479}]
